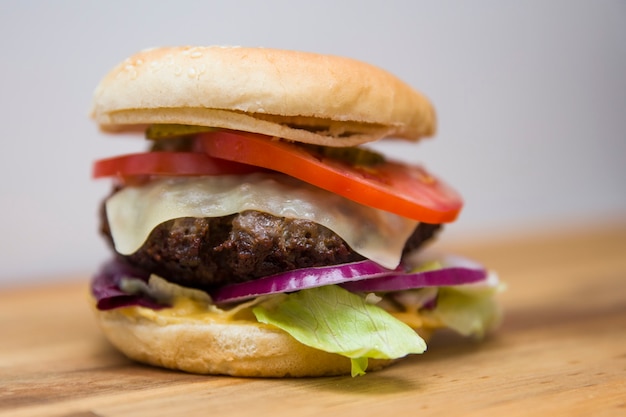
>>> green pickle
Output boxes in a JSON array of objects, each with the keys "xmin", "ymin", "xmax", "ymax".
[
  {"xmin": 146, "ymin": 124, "xmax": 217, "ymax": 152},
  {"xmin": 146, "ymin": 124, "xmax": 216, "ymax": 140},
  {"xmin": 302, "ymin": 144, "xmax": 386, "ymax": 166},
  {"xmin": 148, "ymin": 136, "xmax": 197, "ymax": 152}
]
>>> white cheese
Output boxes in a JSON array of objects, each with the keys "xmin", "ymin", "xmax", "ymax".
[{"xmin": 105, "ymin": 173, "xmax": 418, "ymax": 269}]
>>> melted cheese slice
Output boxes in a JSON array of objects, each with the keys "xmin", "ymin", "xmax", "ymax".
[{"xmin": 105, "ymin": 173, "xmax": 418, "ymax": 269}]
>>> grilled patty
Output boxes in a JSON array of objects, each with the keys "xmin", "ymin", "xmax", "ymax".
[{"xmin": 101, "ymin": 207, "xmax": 441, "ymax": 290}]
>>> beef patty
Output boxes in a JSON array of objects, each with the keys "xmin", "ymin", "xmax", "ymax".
[{"xmin": 101, "ymin": 207, "xmax": 441, "ymax": 291}]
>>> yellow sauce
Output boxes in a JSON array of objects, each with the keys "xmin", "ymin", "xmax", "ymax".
[
  {"xmin": 113, "ymin": 292, "xmax": 443, "ymax": 334},
  {"xmin": 117, "ymin": 296, "xmax": 259, "ymax": 325}
]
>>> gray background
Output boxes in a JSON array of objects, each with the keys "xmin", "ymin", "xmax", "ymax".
[{"xmin": 1, "ymin": 1, "xmax": 624, "ymax": 286}]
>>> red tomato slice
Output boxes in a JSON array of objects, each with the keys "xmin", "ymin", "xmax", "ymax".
[
  {"xmin": 200, "ymin": 131, "xmax": 463, "ymax": 223},
  {"xmin": 92, "ymin": 151, "xmax": 261, "ymax": 179}
]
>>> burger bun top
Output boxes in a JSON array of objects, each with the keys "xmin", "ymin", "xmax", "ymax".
[{"xmin": 91, "ymin": 46, "xmax": 436, "ymax": 146}]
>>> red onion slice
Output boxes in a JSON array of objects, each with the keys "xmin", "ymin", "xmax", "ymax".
[
  {"xmin": 91, "ymin": 259, "xmax": 167, "ymax": 310},
  {"xmin": 212, "ymin": 260, "xmax": 398, "ymax": 304},
  {"xmin": 340, "ymin": 252, "xmax": 488, "ymax": 293},
  {"xmin": 212, "ymin": 253, "xmax": 488, "ymax": 304},
  {"xmin": 340, "ymin": 264, "xmax": 486, "ymax": 293},
  {"xmin": 94, "ymin": 254, "xmax": 490, "ymax": 308}
]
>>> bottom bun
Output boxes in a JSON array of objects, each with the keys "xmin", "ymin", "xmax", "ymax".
[{"xmin": 94, "ymin": 307, "xmax": 403, "ymax": 377}]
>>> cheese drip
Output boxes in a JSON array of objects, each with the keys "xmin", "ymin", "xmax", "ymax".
[{"xmin": 106, "ymin": 173, "xmax": 418, "ymax": 269}]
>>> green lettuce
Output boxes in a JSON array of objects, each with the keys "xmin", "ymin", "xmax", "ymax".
[
  {"xmin": 253, "ymin": 285, "xmax": 426, "ymax": 376},
  {"xmin": 428, "ymin": 276, "xmax": 503, "ymax": 338}
]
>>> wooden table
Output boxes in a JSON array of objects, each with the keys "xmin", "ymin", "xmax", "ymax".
[{"xmin": 2, "ymin": 223, "xmax": 625, "ymax": 417}]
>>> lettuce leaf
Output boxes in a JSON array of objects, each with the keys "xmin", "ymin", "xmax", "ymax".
[
  {"xmin": 429, "ymin": 273, "xmax": 503, "ymax": 337},
  {"xmin": 253, "ymin": 285, "xmax": 426, "ymax": 376}
]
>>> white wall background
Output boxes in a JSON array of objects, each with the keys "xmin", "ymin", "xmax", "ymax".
[{"xmin": 0, "ymin": 1, "xmax": 624, "ymax": 287}]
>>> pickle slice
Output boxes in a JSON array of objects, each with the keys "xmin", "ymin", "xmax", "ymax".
[
  {"xmin": 301, "ymin": 144, "xmax": 386, "ymax": 166},
  {"xmin": 146, "ymin": 124, "xmax": 216, "ymax": 140}
]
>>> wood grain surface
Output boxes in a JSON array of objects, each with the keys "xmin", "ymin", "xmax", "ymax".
[{"xmin": 1, "ymin": 223, "xmax": 625, "ymax": 417}]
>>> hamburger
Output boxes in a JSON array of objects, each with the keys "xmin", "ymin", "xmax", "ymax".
[{"xmin": 90, "ymin": 46, "xmax": 501, "ymax": 377}]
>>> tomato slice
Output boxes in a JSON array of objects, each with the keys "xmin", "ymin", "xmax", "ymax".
[
  {"xmin": 93, "ymin": 151, "xmax": 261, "ymax": 179},
  {"xmin": 200, "ymin": 131, "xmax": 463, "ymax": 223}
]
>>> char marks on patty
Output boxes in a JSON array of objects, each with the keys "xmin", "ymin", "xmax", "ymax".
[{"xmin": 100, "ymin": 206, "xmax": 441, "ymax": 290}]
